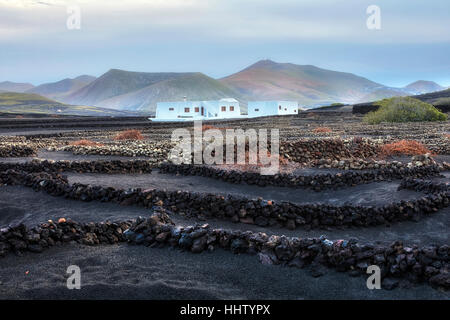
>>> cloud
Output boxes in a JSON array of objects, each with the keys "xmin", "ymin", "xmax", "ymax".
[{"xmin": 0, "ymin": 0, "xmax": 449, "ymax": 44}]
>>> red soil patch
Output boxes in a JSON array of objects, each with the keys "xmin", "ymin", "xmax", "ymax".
[
  {"xmin": 114, "ymin": 129, "xmax": 144, "ymax": 141},
  {"xmin": 201, "ymin": 124, "xmax": 219, "ymax": 131},
  {"xmin": 71, "ymin": 139, "xmax": 104, "ymax": 147},
  {"xmin": 313, "ymin": 127, "xmax": 332, "ymax": 133}
]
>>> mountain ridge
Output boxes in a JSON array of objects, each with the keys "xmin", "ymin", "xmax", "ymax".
[{"xmin": 3, "ymin": 60, "xmax": 446, "ymax": 111}]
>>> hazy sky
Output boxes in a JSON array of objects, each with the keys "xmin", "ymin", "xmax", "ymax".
[{"xmin": 1, "ymin": 0, "xmax": 449, "ymax": 87}]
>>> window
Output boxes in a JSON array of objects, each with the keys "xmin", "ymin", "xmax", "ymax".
[
  {"xmin": 184, "ymin": 107, "xmax": 190, "ymax": 113},
  {"xmin": 279, "ymin": 105, "xmax": 281, "ymax": 110},
  {"xmin": 195, "ymin": 107, "xmax": 199, "ymax": 113},
  {"xmin": 230, "ymin": 106, "xmax": 234, "ymax": 111},
  {"xmin": 169, "ymin": 108, "xmax": 174, "ymax": 111},
  {"xmin": 215, "ymin": 113, "xmax": 218, "ymax": 117},
  {"xmin": 294, "ymin": 110, "xmax": 297, "ymax": 113},
  {"xmin": 254, "ymin": 108, "xmax": 259, "ymax": 112},
  {"xmin": 284, "ymin": 108, "xmax": 287, "ymax": 111},
  {"xmin": 221, "ymin": 106, "xmax": 226, "ymax": 112}
]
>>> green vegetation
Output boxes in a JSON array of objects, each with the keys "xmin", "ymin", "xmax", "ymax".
[
  {"xmin": 363, "ymin": 97, "xmax": 447, "ymax": 124},
  {"xmin": 0, "ymin": 92, "xmax": 139, "ymax": 116},
  {"xmin": 433, "ymin": 97, "xmax": 450, "ymax": 106}
]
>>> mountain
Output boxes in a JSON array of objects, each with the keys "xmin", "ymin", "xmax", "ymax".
[
  {"xmin": 97, "ymin": 73, "xmax": 244, "ymax": 112},
  {"xmin": 15, "ymin": 60, "xmax": 447, "ymax": 112},
  {"xmin": 404, "ymin": 80, "xmax": 444, "ymax": 95},
  {"xmin": 0, "ymin": 81, "xmax": 35, "ymax": 93},
  {"xmin": 358, "ymin": 88, "xmax": 409, "ymax": 102},
  {"xmin": 26, "ymin": 75, "xmax": 96, "ymax": 101},
  {"xmin": 0, "ymin": 92, "xmax": 139, "ymax": 116},
  {"xmin": 220, "ymin": 60, "xmax": 385, "ymax": 107},
  {"xmin": 63, "ymin": 69, "xmax": 194, "ymax": 106}
]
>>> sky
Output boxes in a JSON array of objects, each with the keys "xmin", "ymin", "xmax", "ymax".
[{"xmin": 1, "ymin": 0, "xmax": 450, "ymax": 87}]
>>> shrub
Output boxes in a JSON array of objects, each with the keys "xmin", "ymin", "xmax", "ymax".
[
  {"xmin": 364, "ymin": 97, "xmax": 447, "ymax": 124},
  {"xmin": 202, "ymin": 124, "xmax": 218, "ymax": 131},
  {"xmin": 71, "ymin": 139, "xmax": 104, "ymax": 147},
  {"xmin": 114, "ymin": 129, "xmax": 144, "ymax": 140},
  {"xmin": 380, "ymin": 140, "xmax": 432, "ymax": 157},
  {"xmin": 313, "ymin": 127, "xmax": 332, "ymax": 133}
]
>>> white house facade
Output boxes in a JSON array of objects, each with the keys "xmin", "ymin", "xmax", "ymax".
[
  {"xmin": 155, "ymin": 98, "xmax": 241, "ymax": 121},
  {"xmin": 247, "ymin": 101, "xmax": 299, "ymax": 118}
]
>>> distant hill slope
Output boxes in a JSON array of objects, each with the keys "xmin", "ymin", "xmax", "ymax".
[
  {"xmin": 63, "ymin": 69, "xmax": 194, "ymax": 106},
  {"xmin": 358, "ymin": 88, "xmax": 409, "ymax": 102},
  {"xmin": 97, "ymin": 73, "xmax": 245, "ymax": 112},
  {"xmin": 0, "ymin": 92, "xmax": 138, "ymax": 116},
  {"xmin": 27, "ymin": 75, "xmax": 96, "ymax": 101},
  {"xmin": 353, "ymin": 88, "xmax": 450, "ymax": 114},
  {"xmin": 5, "ymin": 60, "xmax": 446, "ymax": 112},
  {"xmin": 404, "ymin": 80, "xmax": 444, "ymax": 95},
  {"xmin": 0, "ymin": 81, "xmax": 35, "ymax": 93},
  {"xmin": 220, "ymin": 60, "xmax": 384, "ymax": 107}
]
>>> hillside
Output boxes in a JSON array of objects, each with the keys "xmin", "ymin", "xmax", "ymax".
[
  {"xmin": 0, "ymin": 92, "xmax": 138, "ymax": 116},
  {"xmin": 27, "ymin": 75, "xmax": 96, "ymax": 101},
  {"xmin": 4, "ymin": 61, "xmax": 447, "ymax": 111},
  {"xmin": 404, "ymin": 80, "xmax": 444, "ymax": 95},
  {"xmin": 63, "ymin": 69, "xmax": 193, "ymax": 106},
  {"xmin": 358, "ymin": 88, "xmax": 409, "ymax": 102},
  {"xmin": 0, "ymin": 81, "xmax": 34, "ymax": 93},
  {"xmin": 353, "ymin": 88, "xmax": 450, "ymax": 114},
  {"xmin": 220, "ymin": 60, "xmax": 384, "ymax": 107},
  {"xmin": 97, "ymin": 73, "xmax": 245, "ymax": 112}
]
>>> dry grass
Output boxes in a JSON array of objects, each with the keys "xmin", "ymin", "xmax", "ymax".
[
  {"xmin": 379, "ymin": 140, "xmax": 432, "ymax": 157},
  {"xmin": 113, "ymin": 129, "xmax": 144, "ymax": 141},
  {"xmin": 313, "ymin": 127, "xmax": 332, "ymax": 133},
  {"xmin": 71, "ymin": 139, "xmax": 104, "ymax": 147},
  {"xmin": 201, "ymin": 124, "xmax": 219, "ymax": 131}
]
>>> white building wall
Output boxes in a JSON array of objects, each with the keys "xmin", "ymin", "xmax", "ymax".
[
  {"xmin": 248, "ymin": 101, "xmax": 299, "ymax": 118},
  {"xmin": 156, "ymin": 99, "xmax": 240, "ymax": 120}
]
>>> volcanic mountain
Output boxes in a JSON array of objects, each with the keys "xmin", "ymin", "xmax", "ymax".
[
  {"xmin": 404, "ymin": 80, "xmax": 444, "ymax": 95},
  {"xmin": 219, "ymin": 60, "xmax": 385, "ymax": 106},
  {"xmin": 0, "ymin": 81, "xmax": 35, "ymax": 93},
  {"xmin": 27, "ymin": 75, "xmax": 96, "ymax": 101}
]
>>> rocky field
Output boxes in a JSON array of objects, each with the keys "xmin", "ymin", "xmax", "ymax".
[{"xmin": 0, "ymin": 112, "xmax": 449, "ymax": 300}]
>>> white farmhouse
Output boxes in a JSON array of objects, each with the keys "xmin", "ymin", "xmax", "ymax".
[
  {"xmin": 155, "ymin": 98, "xmax": 241, "ymax": 121},
  {"xmin": 247, "ymin": 101, "xmax": 299, "ymax": 118}
]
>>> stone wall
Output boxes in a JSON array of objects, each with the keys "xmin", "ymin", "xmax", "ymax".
[
  {"xmin": 1, "ymin": 210, "xmax": 448, "ymax": 290},
  {"xmin": 0, "ymin": 159, "xmax": 154, "ymax": 174},
  {"xmin": 158, "ymin": 162, "xmax": 442, "ymax": 191},
  {"xmin": 1, "ymin": 168, "xmax": 448, "ymax": 230},
  {"xmin": 0, "ymin": 143, "xmax": 36, "ymax": 157}
]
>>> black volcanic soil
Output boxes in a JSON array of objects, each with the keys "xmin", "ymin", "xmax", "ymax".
[
  {"xmin": 0, "ymin": 184, "xmax": 449, "ymax": 299},
  {"xmin": 1, "ymin": 243, "xmax": 448, "ymax": 300},
  {"xmin": 0, "ymin": 115, "xmax": 449, "ymax": 300}
]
